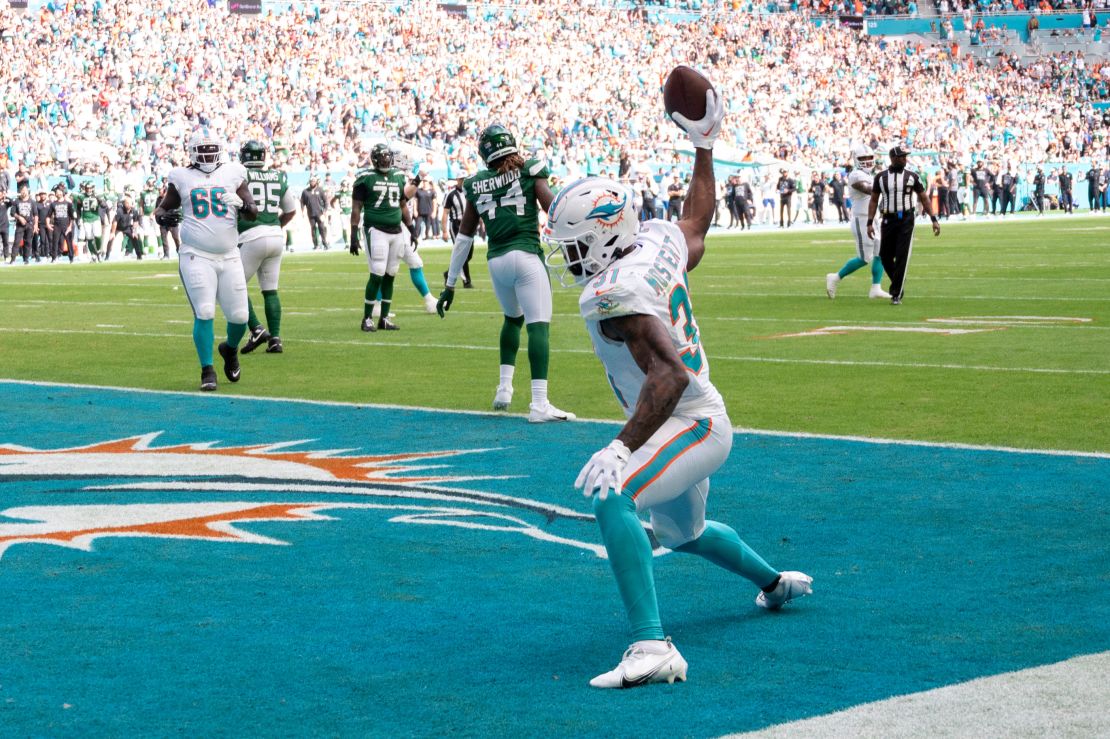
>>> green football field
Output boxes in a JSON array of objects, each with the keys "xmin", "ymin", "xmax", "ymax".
[{"xmin": 1, "ymin": 215, "xmax": 1106, "ymax": 453}]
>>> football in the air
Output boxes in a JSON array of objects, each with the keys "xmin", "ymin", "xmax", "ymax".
[{"xmin": 663, "ymin": 65, "xmax": 713, "ymax": 122}]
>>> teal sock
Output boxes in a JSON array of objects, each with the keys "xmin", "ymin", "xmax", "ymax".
[
  {"xmin": 673, "ymin": 520, "xmax": 779, "ymax": 587},
  {"xmin": 870, "ymin": 257, "xmax": 884, "ymax": 284},
  {"xmin": 364, "ymin": 274, "xmax": 383, "ymax": 320},
  {"xmin": 500, "ymin": 315, "xmax": 524, "ymax": 366},
  {"xmin": 262, "ymin": 290, "xmax": 281, "ymax": 337},
  {"xmin": 380, "ymin": 273, "xmax": 396, "ymax": 318},
  {"xmin": 193, "ymin": 318, "xmax": 214, "ymax": 367},
  {"xmin": 593, "ymin": 493, "xmax": 664, "ymax": 642},
  {"xmin": 525, "ymin": 321, "xmax": 550, "ymax": 381},
  {"xmin": 409, "ymin": 267, "xmax": 430, "ymax": 297},
  {"xmin": 226, "ymin": 321, "xmax": 247, "ymax": 348},
  {"xmin": 838, "ymin": 257, "xmax": 867, "ymax": 279},
  {"xmin": 246, "ymin": 298, "xmax": 261, "ymax": 331}
]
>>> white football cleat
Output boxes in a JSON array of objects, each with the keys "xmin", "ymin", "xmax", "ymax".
[
  {"xmin": 756, "ymin": 571, "xmax": 813, "ymax": 610},
  {"xmin": 825, "ymin": 273, "xmax": 840, "ymax": 299},
  {"xmin": 528, "ymin": 402, "xmax": 576, "ymax": 423},
  {"xmin": 589, "ymin": 638, "xmax": 687, "ymax": 689},
  {"xmin": 492, "ymin": 385, "xmax": 513, "ymax": 410},
  {"xmin": 423, "ymin": 293, "xmax": 438, "ymax": 314},
  {"xmin": 869, "ymin": 285, "xmax": 892, "ymax": 299}
]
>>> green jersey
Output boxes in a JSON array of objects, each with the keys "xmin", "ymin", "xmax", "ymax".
[
  {"xmin": 77, "ymin": 193, "xmax": 102, "ymax": 223},
  {"xmin": 238, "ymin": 168, "xmax": 295, "ymax": 235},
  {"xmin": 464, "ymin": 159, "xmax": 549, "ymax": 258},
  {"xmin": 139, "ymin": 188, "xmax": 159, "ymax": 215},
  {"xmin": 337, "ymin": 187, "xmax": 352, "ymax": 215},
  {"xmin": 353, "ymin": 168, "xmax": 408, "ymax": 232}
]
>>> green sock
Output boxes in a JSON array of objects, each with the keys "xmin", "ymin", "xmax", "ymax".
[
  {"xmin": 193, "ymin": 318, "xmax": 214, "ymax": 367},
  {"xmin": 673, "ymin": 520, "xmax": 779, "ymax": 587},
  {"xmin": 246, "ymin": 298, "xmax": 261, "ymax": 331},
  {"xmin": 594, "ymin": 493, "xmax": 664, "ymax": 642},
  {"xmin": 525, "ymin": 321, "xmax": 550, "ymax": 381},
  {"xmin": 871, "ymin": 257, "xmax": 884, "ymax": 284},
  {"xmin": 226, "ymin": 321, "xmax": 247, "ymax": 348},
  {"xmin": 262, "ymin": 290, "xmax": 281, "ymax": 337},
  {"xmin": 379, "ymin": 274, "xmax": 396, "ymax": 319},
  {"xmin": 364, "ymin": 274, "xmax": 383, "ymax": 320},
  {"xmin": 838, "ymin": 257, "xmax": 867, "ymax": 279},
  {"xmin": 500, "ymin": 315, "xmax": 525, "ymax": 366}
]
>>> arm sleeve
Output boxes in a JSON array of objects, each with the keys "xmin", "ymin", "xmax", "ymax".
[
  {"xmin": 912, "ymin": 175, "xmax": 925, "ymax": 194},
  {"xmin": 352, "ymin": 181, "xmax": 368, "ymax": 202},
  {"xmin": 445, "ymin": 233, "xmax": 474, "ymax": 288}
]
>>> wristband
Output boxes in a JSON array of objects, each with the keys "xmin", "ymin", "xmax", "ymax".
[
  {"xmin": 866, "ymin": 219, "xmax": 874, "ymax": 226},
  {"xmin": 930, "ymin": 215, "xmax": 939, "ymax": 223}
]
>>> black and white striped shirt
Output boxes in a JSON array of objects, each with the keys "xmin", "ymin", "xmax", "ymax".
[
  {"xmin": 443, "ymin": 187, "xmax": 466, "ymax": 223},
  {"xmin": 872, "ymin": 168, "xmax": 925, "ymax": 216}
]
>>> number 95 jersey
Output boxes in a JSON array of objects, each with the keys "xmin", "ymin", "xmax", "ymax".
[
  {"xmin": 579, "ymin": 220, "xmax": 726, "ymax": 420},
  {"xmin": 168, "ymin": 162, "xmax": 248, "ymax": 255}
]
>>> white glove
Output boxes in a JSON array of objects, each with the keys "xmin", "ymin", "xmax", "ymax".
[
  {"xmin": 218, "ymin": 190, "xmax": 244, "ymax": 209},
  {"xmin": 574, "ymin": 440, "xmax": 632, "ymax": 500},
  {"xmin": 670, "ymin": 88, "xmax": 725, "ymax": 150}
]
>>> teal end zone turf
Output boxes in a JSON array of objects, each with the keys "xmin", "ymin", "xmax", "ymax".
[{"xmin": 0, "ymin": 383, "xmax": 1107, "ymax": 736}]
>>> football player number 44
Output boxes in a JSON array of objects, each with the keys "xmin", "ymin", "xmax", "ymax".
[
  {"xmin": 475, "ymin": 179, "xmax": 526, "ymax": 220},
  {"xmin": 189, "ymin": 187, "xmax": 229, "ymax": 219}
]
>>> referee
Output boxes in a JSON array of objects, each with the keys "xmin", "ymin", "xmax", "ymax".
[
  {"xmin": 866, "ymin": 146, "xmax": 941, "ymax": 305},
  {"xmin": 441, "ymin": 174, "xmax": 471, "ymax": 287}
]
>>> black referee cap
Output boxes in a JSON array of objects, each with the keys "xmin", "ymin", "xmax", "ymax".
[{"xmin": 889, "ymin": 145, "xmax": 910, "ymax": 158}]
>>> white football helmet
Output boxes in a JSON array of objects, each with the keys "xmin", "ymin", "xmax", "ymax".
[
  {"xmin": 543, "ymin": 177, "xmax": 639, "ymax": 287},
  {"xmin": 187, "ymin": 128, "xmax": 225, "ymax": 173},
  {"xmin": 851, "ymin": 144, "xmax": 876, "ymax": 174}
]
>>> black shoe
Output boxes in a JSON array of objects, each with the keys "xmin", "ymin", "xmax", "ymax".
[
  {"xmin": 241, "ymin": 325, "xmax": 271, "ymax": 354},
  {"xmin": 200, "ymin": 365, "xmax": 217, "ymax": 391},
  {"xmin": 463, "ymin": 281, "xmax": 473, "ymax": 289},
  {"xmin": 891, "ymin": 297, "xmax": 902, "ymax": 305},
  {"xmin": 377, "ymin": 317, "xmax": 400, "ymax": 331},
  {"xmin": 361, "ymin": 316, "xmax": 376, "ymax": 332},
  {"xmin": 217, "ymin": 342, "xmax": 241, "ymax": 382},
  {"xmin": 266, "ymin": 337, "xmax": 283, "ymax": 353}
]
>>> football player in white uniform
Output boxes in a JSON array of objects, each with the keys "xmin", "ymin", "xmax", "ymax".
[
  {"xmin": 826, "ymin": 145, "xmax": 890, "ymax": 299},
  {"xmin": 544, "ymin": 85, "xmax": 812, "ymax": 689},
  {"xmin": 155, "ymin": 129, "xmax": 258, "ymax": 391}
]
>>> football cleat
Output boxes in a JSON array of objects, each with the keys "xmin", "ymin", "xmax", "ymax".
[
  {"xmin": 756, "ymin": 571, "xmax": 813, "ymax": 610},
  {"xmin": 361, "ymin": 317, "xmax": 377, "ymax": 333},
  {"xmin": 492, "ymin": 384, "xmax": 513, "ymax": 410},
  {"xmin": 528, "ymin": 402, "xmax": 576, "ymax": 423},
  {"xmin": 377, "ymin": 317, "xmax": 400, "ymax": 331},
  {"xmin": 217, "ymin": 342, "xmax": 241, "ymax": 383},
  {"xmin": 199, "ymin": 365, "xmax": 217, "ymax": 392},
  {"xmin": 424, "ymin": 293, "xmax": 438, "ymax": 314},
  {"xmin": 241, "ymin": 325, "xmax": 271, "ymax": 354},
  {"xmin": 891, "ymin": 297, "xmax": 902, "ymax": 306},
  {"xmin": 825, "ymin": 273, "xmax": 840, "ymax": 299},
  {"xmin": 589, "ymin": 638, "xmax": 687, "ymax": 689},
  {"xmin": 266, "ymin": 337, "xmax": 283, "ymax": 354},
  {"xmin": 868, "ymin": 285, "xmax": 891, "ymax": 299}
]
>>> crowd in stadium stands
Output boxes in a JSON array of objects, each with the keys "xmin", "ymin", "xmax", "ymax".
[{"xmin": 1, "ymin": 1, "xmax": 1109, "ymax": 207}]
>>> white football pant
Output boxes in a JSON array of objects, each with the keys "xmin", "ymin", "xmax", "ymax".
[
  {"xmin": 487, "ymin": 249, "xmax": 553, "ymax": 323},
  {"xmin": 240, "ymin": 233, "xmax": 284, "ymax": 291},
  {"xmin": 178, "ymin": 247, "xmax": 249, "ymax": 323}
]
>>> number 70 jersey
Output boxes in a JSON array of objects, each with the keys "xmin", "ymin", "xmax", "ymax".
[
  {"xmin": 168, "ymin": 163, "xmax": 248, "ymax": 255},
  {"xmin": 579, "ymin": 220, "xmax": 726, "ymax": 420}
]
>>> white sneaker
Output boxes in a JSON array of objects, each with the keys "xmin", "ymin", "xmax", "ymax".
[
  {"xmin": 868, "ymin": 285, "xmax": 891, "ymax": 299},
  {"xmin": 756, "ymin": 571, "xmax": 813, "ymax": 610},
  {"xmin": 825, "ymin": 273, "xmax": 839, "ymax": 299},
  {"xmin": 589, "ymin": 638, "xmax": 687, "ymax": 689},
  {"xmin": 528, "ymin": 402, "xmax": 575, "ymax": 423},
  {"xmin": 423, "ymin": 293, "xmax": 438, "ymax": 314},
  {"xmin": 492, "ymin": 385, "xmax": 513, "ymax": 410}
]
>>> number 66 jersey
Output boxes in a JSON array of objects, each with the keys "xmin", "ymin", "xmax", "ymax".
[
  {"xmin": 168, "ymin": 162, "xmax": 248, "ymax": 255},
  {"xmin": 579, "ymin": 219, "xmax": 726, "ymax": 420}
]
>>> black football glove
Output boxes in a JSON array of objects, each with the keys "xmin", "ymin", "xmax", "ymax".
[
  {"xmin": 436, "ymin": 287, "xmax": 454, "ymax": 319},
  {"xmin": 407, "ymin": 221, "xmax": 419, "ymax": 249},
  {"xmin": 156, "ymin": 209, "xmax": 183, "ymax": 227},
  {"xmin": 350, "ymin": 228, "xmax": 361, "ymax": 256}
]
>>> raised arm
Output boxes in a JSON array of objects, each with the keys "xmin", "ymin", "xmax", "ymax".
[{"xmin": 669, "ymin": 87, "xmax": 725, "ymax": 272}]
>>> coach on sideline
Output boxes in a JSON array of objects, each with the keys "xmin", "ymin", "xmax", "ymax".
[{"xmin": 866, "ymin": 145, "xmax": 940, "ymax": 305}]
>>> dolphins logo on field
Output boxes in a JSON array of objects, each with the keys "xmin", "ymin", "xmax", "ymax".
[{"xmin": 0, "ymin": 433, "xmax": 665, "ymax": 564}]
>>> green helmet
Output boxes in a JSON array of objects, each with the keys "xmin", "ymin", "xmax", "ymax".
[
  {"xmin": 477, "ymin": 124, "xmax": 517, "ymax": 167},
  {"xmin": 240, "ymin": 140, "xmax": 267, "ymax": 169},
  {"xmin": 370, "ymin": 143, "xmax": 394, "ymax": 172}
]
